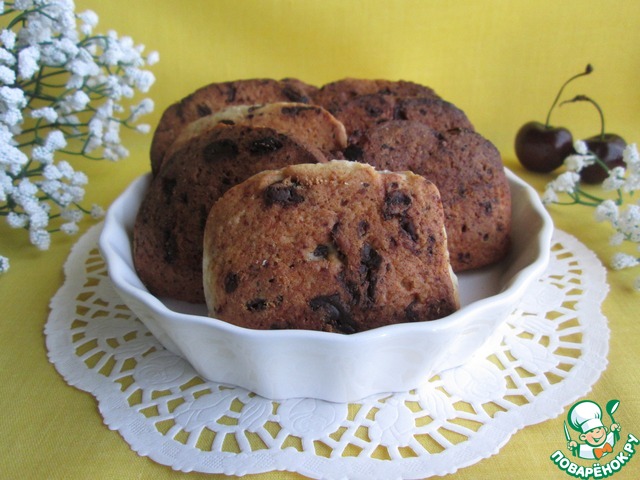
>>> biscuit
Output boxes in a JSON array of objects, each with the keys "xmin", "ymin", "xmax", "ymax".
[
  {"xmin": 344, "ymin": 121, "xmax": 511, "ymax": 271},
  {"xmin": 203, "ymin": 160, "xmax": 460, "ymax": 333},
  {"xmin": 134, "ymin": 125, "xmax": 326, "ymax": 303},
  {"xmin": 165, "ymin": 102, "xmax": 347, "ymax": 163},
  {"xmin": 150, "ymin": 78, "xmax": 318, "ymax": 175}
]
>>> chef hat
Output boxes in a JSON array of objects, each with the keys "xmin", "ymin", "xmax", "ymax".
[{"xmin": 568, "ymin": 400, "xmax": 604, "ymax": 434}]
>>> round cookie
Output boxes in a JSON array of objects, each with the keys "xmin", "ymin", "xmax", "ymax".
[
  {"xmin": 203, "ymin": 160, "xmax": 460, "ymax": 333},
  {"xmin": 150, "ymin": 78, "xmax": 318, "ymax": 175},
  {"xmin": 166, "ymin": 102, "xmax": 347, "ymax": 163},
  {"xmin": 312, "ymin": 78, "xmax": 440, "ymax": 113},
  {"xmin": 326, "ymin": 93, "xmax": 474, "ymax": 145},
  {"xmin": 394, "ymin": 97, "xmax": 474, "ymax": 132},
  {"xmin": 345, "ymin": 121, "xmax": 511, "ymax": 272},
  {"xmin": 134, "ymin": 125, "xmax": 326, "ymax": 304}
]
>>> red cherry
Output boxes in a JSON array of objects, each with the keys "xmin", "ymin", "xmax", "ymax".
[
  {"xmin": 515, "ymin": 122, "xmax": 574, "ymax": 173},
  {"xmin": 580, "ymin": 134, "xmax": 626, "ymax": 184},
  {"xmin": 515, "ymin": 64, "xmax": 593, "ymax": 173},
  {"xmin": 561, "ymin": 94, "xmax": 627, "ymax": 184}
]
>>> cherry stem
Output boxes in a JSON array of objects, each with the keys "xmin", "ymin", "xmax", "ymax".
[
  {"xmin": 560, "ymin": 94, "xmax": 605, "ymax": 140},
  {"xmin": 544, "ymin": 64, "xmax": 593, "ymax": 128}
]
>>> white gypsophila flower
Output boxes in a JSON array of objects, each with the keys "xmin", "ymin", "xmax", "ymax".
[
  {"xmin": 125, "ymin": 67, "xmax": 155, "ymax": 93},
  {"xmin": 61, "ymin": 208, "xmax": 83, "ymax": 222},
  {"xmin": 0, "ymin": 255, "xmax": 9, "ymax": 274},
  {"xmin": 547, "ymin": 171, "xmax": 581, "ymax": 193},
  {"xmin": 56, "ymin": 160, "xmax": 74, "ymax": 178},
  {"xmin": 60, "ymin": 221, "xmax": 78, "ymax": 235},
  {"xmin": 29, "ymin": 228, "xmax": 50, "ymax": 250},
  {"xmin": 574, "ymin": 139, "xmax": 589, "ymax": 155},
  {"xmin": 31, "ymin": 145, "xmax": 54, "ymax": 164},
  {"xmin": 17, "ymin": 45, "xmax": 40, "ymax": 80},
  {"xmin": 611, "ymin": 252, "xmax": 640, "ymax": 270},
  {"xmin": 135, "ymin": 123, "xmax": 150, "ymax": 134},
  {"xmin": 40, "ymin": 36, "xmax": 79, "ymax": 66},
  {"xmin": 0, "ymin": 170, "xmax": 12, "ymax": 201},
  {"xmin": 146, "ymin": 51, "xmax": 159, "ymax": 66},
  {"xmin": 0, "ymin": 133, "xmax": 28, "ymax": 172},
  {"xmin": 623, "ymin": 143, "xmax": 639, "ymax": 166},
  {"xmin": 130, "ymin": 97, "xmax": 154, "ymax": 122},
  {"xmin": 594, "ymin": 199, "xmax": 619, "ymax": 223},
  {"xmin": 77, "ymin": 10, "xmax": 99, "ymax": 36},
  {"xmin": 42, "ymin": 163, "xmax": 62, "ymax": 180},
  {"xmin": 609, "ymin": 232, "xmax": 625, "ymax": 246},
  {"xmin": 0, "ymin": 29, "xmax": 16, "ymax": 50},
  {"xmin": 541, "ymin": 187, "xmax": 558, "ymax": 206},
  {"xmin": 31, "ymin": 107, "xmax": 58, "ymax": 123},
  {"xmin": 1, "ymin": 2, "xmax": 156, "ymax": 268},
  {"xmin": 67, "ymin": 47, "xmax": 100, "ymax": 79},
  {"xmin": 28, "ymin": 206, "xmax": 49, "ymax": 230},
  {"xmin": 58, "ymin": 90, "xmax": 90, "ymax": 114},
  {"xmin": 0, "ymin": 64, "xmax": 15, "ymax": 84},
  {"xmin": 564, "ymin": 153, "xmax": 595, "ymax": 173},
  {"xmin": 0, "ymin": 47, "xmax": 15, "ymax": 65},
  {"xmin": 618, "ymin": 204, "xmax": 640, "ymax": 243},
  {"xmin": 44, "ymin": 129, "xmax": 67, "ymax": 150},
  {"xmin": 70, "ymin": 170, "xmax": 87, "ymax": 186},
  {"xmin": 602, "ymin": 166, "xmax": 626, "ymax": 191},
  {"xmin": 90, "ymin": 204, "xmax": 104, "ymax": 219},
  {"xmin": 0, "ymin": 85, "xmax": 27, "ymax": 126},
  {"xmin": 6, "ymin": 211, "xmax": 28, "ymax": 228}
]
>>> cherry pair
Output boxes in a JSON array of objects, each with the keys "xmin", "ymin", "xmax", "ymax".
[{"xmin": 514, "ymin": 64, "xmax": 626, "ymax": 184}]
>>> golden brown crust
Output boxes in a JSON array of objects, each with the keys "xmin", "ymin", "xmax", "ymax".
[
  {"xmin": 203, "ymin": 161, "xmax": 459, "ymax": 332},
  {"xmin": 134, "ymin": 125, "xmax": 326, "ymax": 303},
  {"xmin": 150, "ymin": 78, "xmax": 319, "ymax": 175},
  {"xmin": 345, "ymin": 121, "xmax": 511, "ymax": 271},
  {"xmin": 164, "ymin": 102, "xmax": 347, "ymax": 164}
]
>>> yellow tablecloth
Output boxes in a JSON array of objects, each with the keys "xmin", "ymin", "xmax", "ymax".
[{"xmin": 1, "ymin": 1, "xmax": 639, "ymax": 478}]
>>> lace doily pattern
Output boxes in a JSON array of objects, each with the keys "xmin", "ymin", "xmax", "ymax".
[{"xmin": 46, "ymin": 225, "xmax": 609, "ymax": 479}]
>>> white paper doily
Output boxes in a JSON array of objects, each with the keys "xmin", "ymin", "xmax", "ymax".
[{"xmin": 46, "ymin": 224, "xmax": 609, "ymax": 479}]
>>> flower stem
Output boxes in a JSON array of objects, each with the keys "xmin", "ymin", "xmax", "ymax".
[
  {"xmin": 560, "ymin": 94, "xmax": 606, "ymax": 139},
  {"xmin": 545, "ymin": 64, "xmax": 593, "ymax": 128}
]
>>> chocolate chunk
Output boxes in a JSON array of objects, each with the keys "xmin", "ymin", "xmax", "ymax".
[
  {"xmin": 383, "ymin": 190, "xmax": 412, "ymax": 218},
  {"xmin": 360, "ymin": 244, "xmax": 382, "ymax": 303},
  {"xmin": 224, "ymin": 272, "xmax": 239, "ymax": 293},
  {"xmin": 365, "ymin": 105, "xmax": 383, "ymax": 118},
  {"xmin": 404, "ymin": 301, "xmax": 421, "ymax": 322},
  {"xmin": 313, "ymin": 245, "xmax": 329, "ymax": 259},
  {"xmin": 203, "ymin": 139, "xmax": 239, "ymax": 161},
  {"xmin": 343, "ymin": 144, "xmax": 364, "ymax": 161},
  {"xmin": 400, "ymin": 217, "xmax": 419, "ymax": 242},
  {"xmin": 309, "ymin": 294, "xmax": 357, "ymax": 334},
  {"xmin": 263, "ymin": 181, "xmax": 305, "ymax": 207},
  {"xmin": 224, "ymin": 84, "xmax": 237, "ymax": 103},
  {"xmin": 196, "ymin": 104, "xmax": 212, "ymax": 117},
  {"xmin": 249, "ymin": 136, "xmax": 284, "ymax": 154},
  {"xmin": 282, "ymin": 85, "xmax": 310, "ymax": 104},
  {"xmin": 246, "ymin": 298, "xmax": 268, "ymax": 312},
  {"xmin": 357, "ymin": 220, "xmax": 370, "ymax": 237}
]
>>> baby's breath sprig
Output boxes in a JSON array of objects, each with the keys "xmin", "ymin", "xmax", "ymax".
[
  {"xmin": 0, "ymin": 0, "xmax": 158, "ymax": 274},
  {"xmin": 543, "ymin": 140, "xmax": 640, "ymax": 290}
]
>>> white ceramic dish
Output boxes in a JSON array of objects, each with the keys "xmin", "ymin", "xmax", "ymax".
[{"xmin": 99, "ymin": 169, "xmax": 553, "ymax": 403}]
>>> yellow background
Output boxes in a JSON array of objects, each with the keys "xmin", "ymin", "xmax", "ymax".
[
  {"xmin": 87, "ymin": 0, "xmax": 640, "ymax": 160},
  {"xmin": 1, "ymin": 1, "xmax": 639, "ymax": 479}
]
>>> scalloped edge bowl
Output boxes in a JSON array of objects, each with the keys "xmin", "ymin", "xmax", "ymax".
[{"xmin": 99, "ymin": 168, "xmax": 553, "ymax": 402}]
